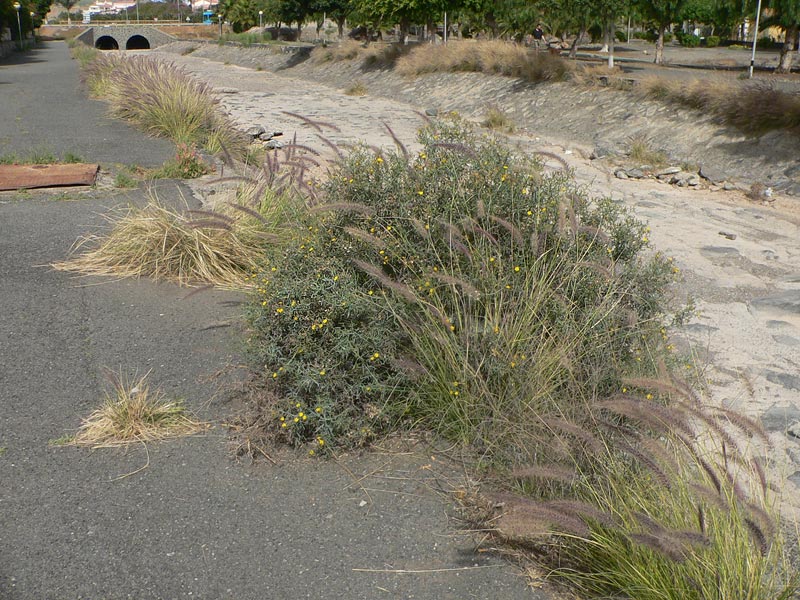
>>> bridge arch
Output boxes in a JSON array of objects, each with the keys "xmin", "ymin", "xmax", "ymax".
[
  {"xmin": 125, "ymin": 34, "xmax": 150, "ymax": 50},
  {"xmin": 95, "ymin": 35, "xmax": 119, "ymax": 50}
]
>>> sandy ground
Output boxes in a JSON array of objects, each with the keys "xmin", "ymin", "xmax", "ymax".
[{"xmin": 151, "ymin": 48, "xmax": 800, "ymax": 518}]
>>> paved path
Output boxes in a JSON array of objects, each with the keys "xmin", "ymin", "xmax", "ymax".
[
  {"xmin": 0, "ymin": 43, "xmax": 541, "ymax": 599},
  {"xmin": 0, "ymin": 42, "xmax": 174, "ymax": 166}
]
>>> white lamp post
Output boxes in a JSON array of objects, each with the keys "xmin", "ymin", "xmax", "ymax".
[
  {"xmin": 749, "ymin": 0, "xmax": 763, "ymax": 78},
  {"xmin": 13, "ymin": 2, "xmax": 22, "ymax": 50},
  {"xmin": 258, "ymin": 10, "xmax": 263, "ymax": 28},
  {"xmin": 30, "ymin": 11, "xmax": 36, "ymax": 47}
]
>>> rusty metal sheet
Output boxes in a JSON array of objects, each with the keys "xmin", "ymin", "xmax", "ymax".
[{"xmin": 0, "ymin": 164, "xmax": 100, "ymax": 191}]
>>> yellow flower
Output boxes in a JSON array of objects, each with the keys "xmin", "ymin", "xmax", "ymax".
[
  {"xmin": 417, "ymin": 190, "xmax": 424, "ymax": 196},
  {"xmin": 317, "ymin": 438, "xmax": 325, "ymax": 446},
  {"xmin": 646, "ymin": 394, "xmax": 653, "ymax": 400},
  {"xmin": 281, "ymin": 422, "xmax": 287, "ymax": 428},
  {"xmin": 276, "ymin": 307, "xmax": 284, "ymax": 314},
  {"xmin": 376, "ymin": 157, "xmax": 384, "ymax": 163},
  {"xmin": 279, "ymin": 416, "xmax": 285, "ymax": 421},
  {"xmin": 272, "ymin": 372, "xmax": 278, "ymax": 378},
  {"xmin": 309, "ymin": 449, "xmax": 315, "ymax": 456},
  {"xmin": 302, "ymin": 414, "xmax": 308, "ymax": 421},
  {"xmin": 315, "ymin": 407, "xmax": 322, "ymax": 413},
  {"xmin": 293, "ymin": 417, "xmax": 299, "ymax": 423},
  {"xmin": 298, "ymin": 412, "xmax": 305, "ymax": 418},
  {"xmin": 296, "ymin": 403, "xmax": 301, "ymax": 408},
  {"xmin": 514, "ymin": 266, "xmax": 520, "ymax": 272},
  {"xmin": 368, "ymin": 290, "xmax": 374, "ymax": 295},
  {"xmin": 319, "ymin": 370, "xmax": 326, "ymax": 376}
]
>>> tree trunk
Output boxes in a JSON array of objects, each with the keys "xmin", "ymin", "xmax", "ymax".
[
  {"xmin": 336, "ymin": 17, "xmax": 345, "ymax": 39},
  {"xmin": 606, "ymin": 19, "xmax": 615, "ymax": 68},
  {"xmin": 485, "ymin": 11, "xmax": 498, "ymax": 38},
  {"xmin": 569, "ymin": 27, "xmax": 585, "ymax": 59},
  {"xmin": 777, "ymin": 23, "xmax": 799, "ymax": 73},
  {"xmin": 399, "ymin": 17, "xmax": 410, "ymax": 44},
  {"xmin": 654, "ymin": 24, "xmax": 665, "ymax": 64}
]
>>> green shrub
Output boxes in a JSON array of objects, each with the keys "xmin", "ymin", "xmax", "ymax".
[
  {"xmin": 245, "ymin": 118, "xmax": 678, "ymax": 459},
  {"xmin": 615, "ymin": 30, "xmax": 626, "ymax": 42},
  {"xmin": 679, "ymin": 33, "xmax": 701, "ymax": 47},
  {"xmin": 706, "ymin": 35, "xmax": 720, "ymax": 48}
]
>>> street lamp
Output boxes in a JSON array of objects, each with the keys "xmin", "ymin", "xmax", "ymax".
[
  {"xmin": 258, "ymin": 10, "xmax": 263, "ymax": 28},
  {"xmin": 12, "ymin": 2, "xmax": 22, "ymax": 51},
  {"xmin": 218, "ymin": 13, "xmax": 222, "ymax": 37},
  {"xmin": 30, "ymin": 11, "xmax": 36, "ymax": 47},
  {"xmin": 749, "ymin": 0, "xmax": 763, "ymax": 78}
]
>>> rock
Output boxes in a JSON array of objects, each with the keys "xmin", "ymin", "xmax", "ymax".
[
  {"xmin": 784, "ymin": 164, "xmax": 800, "ymax": 177},
  {"xmin": 656, "ymin": 166, "xmax": 681, "ymax": 176},
  {"xmin": 723, "ymin": 182, "xmax": 737, "ymax": 191},
  {"xmin": 700, "ymin": 246, "xmax": 740, "ymax": 258},
  {"xmin": 751, "ymin": 291, "xmax": 800, "ymax": 315},
  {"xmin": 265, "ymin": 139, "xmax": 284, "ymax": 149},
  {"xmin": 710, "ymin": 185, "xmax": 720, "ymax": 192},
  {"xmin": 258, "ymin": 131, "xmax": 275, "ymax": 141},
  {"xmin": 789, "ymin": 471, "xmax": 800, "ymax": 486},
  {"xmin": 765, "ymin": 370, "xmax": 800, "ymax": 392},
  {"xmin": 718, "ymin": 231, "xmax": 737, "ymax": 240},
  {"xmin": 687, "ymin": 175, "xmax": 701, "ymax": 186},
  {"xmin": 246, "ymin": 126, "xmax": 266, "ymax": 139},
  {"xmin": 761, "ymin": 404, "xmax": 800, "ymax": 432},
  {"xmin": 216, "ymin": 87, "xmax": 239, "ymax": 94},
  {"xmin": 626, "ymin": 168, "xmax": 645, "ymax": 179},
  {"xmin": 614, "ymin": 168, "xmax": 629, "ymax": 180},
  {"xmin": 676, "ymin": 178, "xmax": 688, "ymax": 187},
  {"xmin": 425, "ymin": 107, "xmax": 439, "ymax": 117},
  {"xmin": 700, "ymin": 164, "xmax": 726, "ymax": 184},
  {"xmin": 789, "ymin": 422, "xmax": 800, "ymax": 439},
  {"xmin": 590, "ymin": 145, "xmax": 615, "ymax": 160}
]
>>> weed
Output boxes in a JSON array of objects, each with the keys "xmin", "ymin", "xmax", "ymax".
[
  {"xmin": 66, "ymin": 370, "xmax": 206, "ymax": 447},
  {"xmin": 114, "ymin": 171, "xmax": 138, "ymax": 188},
  {"xmin": 628, "ymin": 136, "xmax": 669, "ymax": 167},
  {"xmin": 345, "ymin": 81, "xmax": 368, "ymax": 96},
  {"xmin": 49, "ymin": 434, "xmax": 75, "ymax": 446},
  {"xmin": 62, "ymin": 152, "xmax": 85, "ymax": 164},
  {"xmin": 482, "ymin": 106, "xmax": 514, "ymax": 132},
  {"xmin": 151, "ymin": 143, "xmax": 210, "ymax": 179}
]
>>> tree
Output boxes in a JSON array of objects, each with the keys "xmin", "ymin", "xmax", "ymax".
[
  {"xmin": 765, "ymin": 0, "xmax": 800, "ymax": 72},
  {"xmin": 58, "ymin": 0, "xmax": 78, "ymax": 24},
  {"xmin": 636, "ymin": 0, "xmax": 688, "ymax": 64},
  {"xmin": 311, "ymin": 0, "xmax": 351, "ymax": 38}
]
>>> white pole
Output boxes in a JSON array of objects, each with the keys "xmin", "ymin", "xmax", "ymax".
[
  {"xmin": 749, "ymin": 0, "xmax": 762, "ymax": 78},
  {"xmin": 443, "ymin": 11, "xmax": 447, "ymax": 44}
]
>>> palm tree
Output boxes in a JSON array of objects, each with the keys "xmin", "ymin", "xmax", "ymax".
[{"xmin": 59, "ymin": 0, "xmax": 78, "ymax": 24}]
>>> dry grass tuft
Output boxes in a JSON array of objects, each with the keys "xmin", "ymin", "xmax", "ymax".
[
  {"xmin": 482, "ymin": 106, "xmax": 514, "ymax": 132},
  {"xmin": 52, "ymin": 201, "xmax": 270, "ymax": 290},
  {"xmin": 68, "ymin": 371, "xmax": 207, "ymax": 448},
  {"xmin": 345, "ymin": 81, "xmax": 368, "ymax": 96},
  {"xmin": 309, "ymin": 40, "xmax": 364, "ymax": 63},
  {"xmin": 396, "ymin": 40, "xmax": 572, "ymax": 82},
  {"xmin": 638, "ymin": 76, "xmax": 800, "ymax": 136}
]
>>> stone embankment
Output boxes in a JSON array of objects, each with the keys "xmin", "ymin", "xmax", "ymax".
[{"xmin": 151, "ymin": 41, "xmax": 800, "ymax": 518}]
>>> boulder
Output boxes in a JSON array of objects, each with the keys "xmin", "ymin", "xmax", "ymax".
[{"xmin": 700, "ymin": 164, "xmax": 726, "ymax": 184}]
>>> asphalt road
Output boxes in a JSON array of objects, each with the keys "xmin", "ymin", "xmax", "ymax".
[
  {"xmin": 0, "ymin": 42, "xmax": 174, "ymax": 165},
  {"xmin": 0, "ymin": 43, "xmax": 543, "ymax": 599}
]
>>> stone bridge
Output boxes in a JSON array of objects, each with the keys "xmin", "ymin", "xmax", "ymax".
[{"xmin": 75, "ymin": 25, "xmax": 176, "ymax": 50}]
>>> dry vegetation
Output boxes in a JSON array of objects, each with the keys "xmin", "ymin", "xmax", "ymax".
[
  {"xmin": 639, "ymin": 76, "xmax": 800, "ymax": 135},
  {"xmin": 52, "ymin": 200, "xmax": 275, "ymax": 290},
  {"xmin": 65, "ymin": 371, "xmax": 206, "ymax": 448}
]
